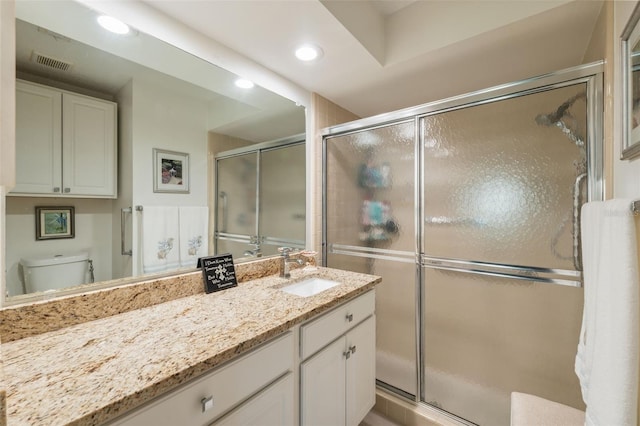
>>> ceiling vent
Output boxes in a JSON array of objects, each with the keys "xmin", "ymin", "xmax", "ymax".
[{"xmin": 31, "ymin": 51, "xmax": 73, "ymax": 72}]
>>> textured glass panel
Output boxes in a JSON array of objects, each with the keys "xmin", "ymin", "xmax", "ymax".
[
  {"xmin": 325, "ymin": 122, "xmax": 416, "ymax": 252},
  {"xmin": 259, "ymin": 143, "xmax": 306, "ymax": 243},
  {"xmin": 260, "ymin": 242, "xmax": 292, "ymax": 257},
  {"xmin": 215, "ymin": 239, "xmax": 252, "ymax": 259},
  {"xmin": 327, "ymin": 253, "xmax": 417, "ymax": 396},
  {"xmin": 422, "ymin": 267, "xmax": 584, "ymax": 425},
  {"xmin": 422, "ymin": 84, "xmax": 587, "ymax": 270},
  {"xmin": 216, "ymin": 153, "xmax": 258, "ymax": 237}
]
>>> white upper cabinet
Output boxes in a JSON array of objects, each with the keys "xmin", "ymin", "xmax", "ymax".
[
  {"xmin": 13, "ymin": 81, "xmax": 62, "ymax": 194},
  {"xmin": 12, "ymin": 80, "xmax": 117, "ymax": 198}
]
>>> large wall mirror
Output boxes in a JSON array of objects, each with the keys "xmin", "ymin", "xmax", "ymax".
[
  {"xmin": 622, "ymin": 1, "xmax": 640, "ymax": 160},
  {"xmin": 5, "ymin": 0, "xmax": 306, "ymax": 304}
]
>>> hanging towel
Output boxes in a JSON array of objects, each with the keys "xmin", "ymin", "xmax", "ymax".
[
  {"xmin": 142, "ymin": 206, "xmax": 180, "ymax": 273},
  {"xmin": 179, "ymin": 206, "xmax": 209, "ymax": 267},
  {"xmin": 575, "ymin": 199, "xmax": 639, "ymax": 426}
]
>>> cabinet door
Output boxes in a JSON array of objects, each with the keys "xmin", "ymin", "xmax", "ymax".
[
  {"xmin": 13, "ymin": 81, "xmax": 62, "ymax": 194},
  {"xmin": 62, "ymin": 93, "xmax": 117, "ymax": 197},
  {"xmin": 214, "ymin": 373, "xmax": 294, "ymax": 426},
  {"xmin": 346, "ymin": 315, "xmax": 376, "ymax": 426},
  {"xmin": 301, "ymin": 337, "xmax": 346, "ymax": 426}
]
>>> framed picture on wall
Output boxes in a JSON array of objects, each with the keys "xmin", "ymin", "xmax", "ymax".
[
  {"xmin": 36, "ymin": 206, "xmax": 75, "ymax": 240},
  {"xmin": 153, "ymin": 148, "xmax": 190, "ymax": 193}
]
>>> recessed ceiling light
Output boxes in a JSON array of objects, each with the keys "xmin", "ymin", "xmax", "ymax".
[
  {"xmin": 295, "ymin": 44, "xmax": 323, "ymax": 62},
  {"xmin": 235, "ymin": 78, "xmax": 254, "ymax": 89},
  {"xmin": 97, "ymin": 15, "xmax": 130, "ymax": 35}
]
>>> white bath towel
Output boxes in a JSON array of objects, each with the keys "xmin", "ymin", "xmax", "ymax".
[
  {"xmin": 179, "ymin": 206, "xmax": 209, "ymax": 267},
  {"xmin": 142, "ymin": 206, "xmax": 180, "ymax": 273},
  {"xmin": 575, "ymin": 199, "xmax": 639, "ymax": 426}
]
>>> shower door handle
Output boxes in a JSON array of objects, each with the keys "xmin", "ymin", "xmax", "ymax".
[
  {"xmin": 573, "ymin": 173, "xmax": 587, "ymax": 271},
  {"xmin": 219, "ymin": 191, "xmax": 228, "ymax": 233},
  {"xmin": 121, "ymin": 207, "xmax": 132, "ymax": 256}
]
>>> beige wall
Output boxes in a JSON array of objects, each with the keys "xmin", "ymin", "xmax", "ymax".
[
  {"xmin": 613, "ymin": 1, "xmax": 640, "ymax": 199},
  {"xmin": 583, "ymin": 2, "xmax": 614, "ymax": 199},
  {"xmin": 308, "ymin": 93, "xmax": 360, "ymax": 260}
]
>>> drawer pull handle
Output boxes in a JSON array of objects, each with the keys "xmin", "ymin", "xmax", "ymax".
[
  {"xmin": 64, "ymin": 187, "xmax": 71, "ymax": 193},
  {"xmin": 346, "ymin": 313, "xmax": 353, "ymax": 322},
  {"xmin": 53, "ymin": 187, "xmax": 60, "ymax": 193},
  {"xmin": 343, "ymin": 350, "xmax": 351, "ymax": 359},
  {"xmin": 349, "ymin": 345, "xmax": 357, "ymax": 354},
  {"xmin": 201, "ymin": 396, "xmax": 214, "ymax": 413}
]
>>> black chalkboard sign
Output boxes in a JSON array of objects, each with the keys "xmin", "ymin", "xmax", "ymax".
[{"xmin": 198, "ymin": 254, "xmax": 238, "ymax": 293}]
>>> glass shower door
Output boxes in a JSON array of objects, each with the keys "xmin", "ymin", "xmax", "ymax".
[
  {"xmin": 324, "ymin": 121, "xmax": 417, "ymax": 397},
  {"xmin": 420, "ymin": 83, "xmax": 589, "ymax": 425},
  {"xmin": 215, "ymin": 152, "xmax": 258, "ymax": 257},
  {"xmin": 259, "ymin": 143, "xmax": 306, "ymax": 256}
]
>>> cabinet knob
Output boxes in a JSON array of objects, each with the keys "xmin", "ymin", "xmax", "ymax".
[
  {"xmin": 64, "ymin": 187, "xmax": 71, "ymax": 193},
  {"xmin": 343, "ymin": 350, "xmax": 351, "ymax": 359},
  {"xmin": 349, "ymin": 345, "xmax": 357, "ymax": 354},
  {"xmin": 53, "ymin": 187, "xmax": 60, "ymax": 193},
  {"xmin": 346, "ymin": 313, "xmax": 353, "ymax": 322},
  {"xmin": 201, "ymin": 396, "xmax": 214, "ymax": 412}
]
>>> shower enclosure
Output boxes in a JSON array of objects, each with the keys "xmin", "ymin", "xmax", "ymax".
[
  {"xmin": 215, "ymin": 136, "xmax": 305, "ymax": 259},
  {"xmin": 323, "ymin": 63, "xmax": 603, "ymax": 425}
]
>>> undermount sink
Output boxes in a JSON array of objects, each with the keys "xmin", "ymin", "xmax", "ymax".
[{"xmin": 281, "ymin": 277, "xmax": 340, "ymax": 297}]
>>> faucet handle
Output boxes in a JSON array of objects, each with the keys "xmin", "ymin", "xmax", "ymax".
[{"xmin": 279, "ymin": 247, "xmax": 292, "ymax": 257}]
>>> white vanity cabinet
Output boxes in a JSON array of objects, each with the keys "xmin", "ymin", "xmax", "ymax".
[
  {"xmin": 300, "ymin": 290, "xmax": 376, "ymax": 426},
  {"xmin": 12, "ymin": 80, "xmax": 117, "ymax": 198},
  {"xmin": 109, "ymin": 332, "xmax": 294, "ymax": 426}
]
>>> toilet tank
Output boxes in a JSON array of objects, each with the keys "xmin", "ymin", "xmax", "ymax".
[{"xmin": 20, "ymin": 252, "xmax": 89, "ymax": 294}]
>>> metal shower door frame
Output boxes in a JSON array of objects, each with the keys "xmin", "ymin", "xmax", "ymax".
[
  {"xmin": 321, "ymin": 62, "xmax": 604, "ymax": 412},
  {"xmin": 214, "ymin": 134, "xmax": 306, "ymax": 255},
  {"xmin": 416, "ymin": 64, "xmax": 603, "ymax": 420}
]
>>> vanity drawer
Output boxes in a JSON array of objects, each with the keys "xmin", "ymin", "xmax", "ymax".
[
  {"xmin": 110, "ymin": 332, "xmax": 293, "ymax": 426},
  {"xmin": 300, "ymin": 290, "xmax": 375, "ymax": 360}
]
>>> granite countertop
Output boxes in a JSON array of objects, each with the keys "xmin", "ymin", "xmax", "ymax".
[{"xmin": 2, "ymin": 267, "xmax": 380, "ymax": 426}]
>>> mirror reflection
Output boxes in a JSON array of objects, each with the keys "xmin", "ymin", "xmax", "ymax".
[{"xmin": 5, "ymin": 1, "xmax": 306, "ymax": 302}]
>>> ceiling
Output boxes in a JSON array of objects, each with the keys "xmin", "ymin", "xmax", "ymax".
[{"xmin": 144, "ymin": 0, "xmax": 605, "ymax": 119}]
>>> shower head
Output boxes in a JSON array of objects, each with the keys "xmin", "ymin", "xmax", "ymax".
[{"xmin": 535, "ymin": 92, "xmax": 586, "ymax": 147}]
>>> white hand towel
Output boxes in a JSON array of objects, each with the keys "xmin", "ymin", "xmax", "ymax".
[
  {"xmin": 142, "ymin": 206, "xmax": 180, "ymax": 273},
  {"xmin": 575, "ymin": 199, "xmax": 639, "ymax": 426},
  {"xmin": 179, "ymin": 206, "xmax": 209, "ymax": 267}
]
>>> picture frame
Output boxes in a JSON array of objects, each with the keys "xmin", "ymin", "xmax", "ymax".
[
  {"xmin": 621, "ymin": 2, "xmax": 640, "ymax": 160},
  {"xmin": 153, "ymin": 148, "xmax": 190, "ymax": 193},
  {"xmin": 36, "ymin": 206, "xmax": 75, "ymax": 240}
]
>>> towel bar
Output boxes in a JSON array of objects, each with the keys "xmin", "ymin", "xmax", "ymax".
[{"xmin": 121, "ymin": 206, "xmax": 143, "ymax": 256}]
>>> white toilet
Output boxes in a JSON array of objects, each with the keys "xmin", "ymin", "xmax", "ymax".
[{"xmin": 20, "ymin": 252, "xmax": 90, "ymax": 293}]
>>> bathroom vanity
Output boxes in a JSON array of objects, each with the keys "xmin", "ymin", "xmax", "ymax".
[{"xmin": 1, "ymin": 265, "xmax": 380, "ymax": 425}]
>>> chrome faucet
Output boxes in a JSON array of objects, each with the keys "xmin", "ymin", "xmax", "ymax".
[
  {"xmin": 243, "ymin": 246, "xmax": 262, "ymax": 258},
  {"xmin": 243, "ymin": 237, "xmax": 262, "ymax": 258},
  {"xmin": 279, "ymin": 247, "xmax": 303, "ymax": 278}
]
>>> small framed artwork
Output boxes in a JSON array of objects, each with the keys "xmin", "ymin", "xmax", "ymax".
[
  {"xmin": 36, "ymin": 206, "xmax": 75, "ymax": 240},
  {"xmin": 153, "ymin": 148, "xmax": 190, "ymax": 193}
]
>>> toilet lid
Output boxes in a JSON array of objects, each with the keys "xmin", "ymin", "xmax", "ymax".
[{"xmin": 20, "ymin": 252, "xmax": 89, "ymax": 267}]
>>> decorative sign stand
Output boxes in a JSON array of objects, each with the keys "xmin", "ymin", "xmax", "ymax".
[{"xmin": 197, "ymin": 254, "xmax": 238, "ymax": 294}]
